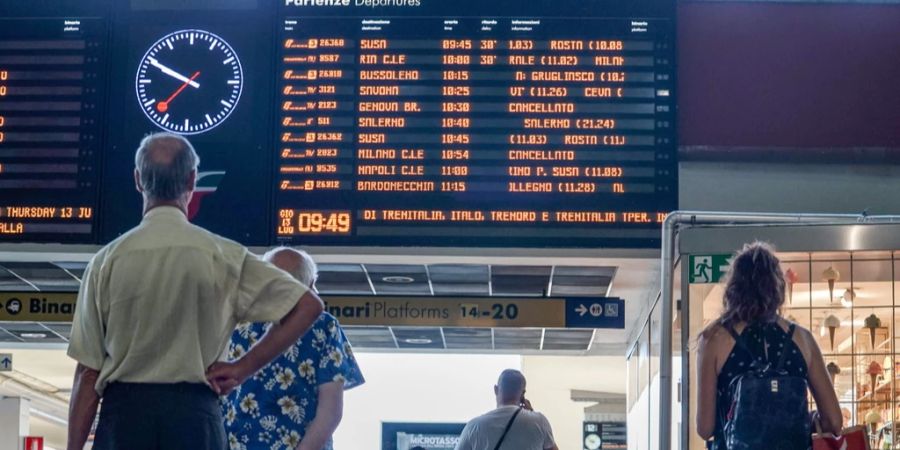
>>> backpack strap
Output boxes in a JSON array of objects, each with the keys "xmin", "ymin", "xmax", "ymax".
[
  {"xmin": 724, "ymin": 324, "xmax": 757, "ymax": 359},
  {"xmin": 723, "ymin": 323, "xmax": 740, "ymax": 341},
  {"xmin": 773, "ymin": 323, "xmax": 797, "ymax": 373},
  {"xmin": 493, "ymin": 407, "xmax": 522, "ymax": 450}
]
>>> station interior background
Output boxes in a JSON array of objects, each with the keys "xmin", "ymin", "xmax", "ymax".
[
  {"xmin": 2, "ymin": 351, "xmax": 625, "ymax": 450},
  {"xmin": 3, "ymin": 0, "xmax": 900, "ymax": 449},
  {"xmin": 0, "ymin": 252, "xmax": 653, "ymax": 450}
]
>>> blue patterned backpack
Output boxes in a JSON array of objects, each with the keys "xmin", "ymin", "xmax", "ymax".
[{"xmin": 723, "ymin": 323, "xmax": 811, "ymax": 450}]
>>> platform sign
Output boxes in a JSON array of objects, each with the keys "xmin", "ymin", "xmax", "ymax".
[
  {"xmin": 325, "ymin": 296, "xmax": 624, "ymax": 329},
  {"xmin": 0, "ymin": 292, "xmax": 624, "ymax": 329},
  {"xmin": 0, "ymin": 353, "xmax": 11, "ymax": 372},
  {"xmin": 565, "ymin": 298, "xmax": 625, "ymax": 329},
  {"xmin": 0, "ymin": 293, "xmax": 77, "ymax": 321},
  {"xmin": 689, "ymin": 254, "xmax": 732, "ymax": 284}
]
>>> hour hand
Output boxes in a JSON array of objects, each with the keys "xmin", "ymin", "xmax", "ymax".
[{"xmin": 148, "ymin": 56, "xmax": 200, "ymax": 88}]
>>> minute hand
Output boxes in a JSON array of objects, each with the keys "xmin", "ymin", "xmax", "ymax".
[{"xmin": 148, "ymin": 57, "xmax": 200, "ymax": 88}]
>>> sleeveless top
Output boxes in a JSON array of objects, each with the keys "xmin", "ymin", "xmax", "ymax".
[{"xmin": 712, "ymin": 321, "xmax": 809, "ymax": 449}]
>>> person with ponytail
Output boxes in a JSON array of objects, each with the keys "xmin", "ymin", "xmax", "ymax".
[{"xmin": 695, "ymin": 242, "xmax": 842, "ymax": 447}]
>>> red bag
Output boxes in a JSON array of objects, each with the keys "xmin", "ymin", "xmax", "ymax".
[{"xmin": 812, "ymin": 425, "xmax": 871, "ymax": 450}]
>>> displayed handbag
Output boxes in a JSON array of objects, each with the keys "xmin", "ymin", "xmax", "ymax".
[{"xmin": 812, "ymin": 424, "xmax": 871, "ymax": 450}]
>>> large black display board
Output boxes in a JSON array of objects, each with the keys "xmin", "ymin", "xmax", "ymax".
[
  {"xmin": 0, "ymin": 1, "xmax": 109, "ymax": 243},
  {"xmin": 0, "ymin": 0, "xmax": 676, "ymax": 248}
]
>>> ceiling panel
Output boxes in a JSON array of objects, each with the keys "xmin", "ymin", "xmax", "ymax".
[
  {"xmin": 52, "ymin": 261, "xmax": 88, "ymax": 281},
  {"xmin": 0, "ymin": 321, "xmax": 597, "ymax": 353},
  {"xmin": 342, "ymin": 326, "xmax": 396, "ymax": 349},
  {"xmin": 429, "ymin": 264, "xmax": 490, "ymax": 296},
  {"xmin": 494, "ymin": 328, "xmax": 542, "ymax": 350},
  {"xmin": 316, "ymin": 263, "xmax": 373, "ymax": 295},
  {"xmin": 543, "ymin": 329, "xmax": 595, "ymax": 351},
  {"xmin": 550, "ymin": 266, "xmax": 615, "ymax": 297},
  {"xmin": 2, "ymin": 262, "xmax": 79, "ymax": 292},
  {"xmin": 432, "ymin": 282, "xmax": 489, "ymax": 296},
  {"xmin": 491, "ymin": 265, "xmax": 552, "ymax": 296},
  {"xmin": 552, "ymin": 275, "xmax": 613, "ymax": 286},
  {"xmin": 0, "ymin": 261, "xmax": 618, "ymax": 301},
  {"xmin": 0, "ymin": 327, "xmax": 22, "ymax": 342},
  {"xmin": 428, "ymin": 264, "xmax": 490, "ymax": 283},
  {"xmin": 370, "ymin": 282, "xmax": 432, "ymax": 296},
  {"xmin": 42, "ymin": 323, "xmax": 72, "ymax": 340},
  {"xmin": 366, "ymin": 264, "xmax": 431, "ymax": 295},
  {"xmin": 550, "ymin": 285, "xmax": 609, "ymax": 296},
  {"xmin": 0, "ymin": 265, "xmax": 36, "ymax": 291},
  {"xmin": 443, "ymin": 327, "xmax": 492, "ymax": 350},
  {"xmin": 0, "ymin": 323, "xmax": 66, "ymax": 343},
  {"xmin": 553, "ymin": 266, "xmax": 617, "ymax": 277}
]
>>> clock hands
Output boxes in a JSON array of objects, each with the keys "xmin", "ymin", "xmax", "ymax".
[
  {"xmin": 156, "ymin": 71, "xmax": 200, "ymax": 113},
  {"xmin": 137, "ymin": 30, "xmax": 242, "ymax": 134},
  {"xmin": 148, "ymin": 56, "xmax": 201, "ymax": 89}
]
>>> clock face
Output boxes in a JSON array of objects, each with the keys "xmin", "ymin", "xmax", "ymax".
[
  {"xmin": 584, "ymin": 433, "xmax": 602, "ymax": 450},
  {"xmin": 135, "ymin": 29, "xmax": 243, "ymax": 135}
]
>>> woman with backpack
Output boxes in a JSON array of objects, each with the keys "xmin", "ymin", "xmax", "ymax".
[{"xmin": 695, "ymin": 242, "xmax": 843, "ymax": 449}]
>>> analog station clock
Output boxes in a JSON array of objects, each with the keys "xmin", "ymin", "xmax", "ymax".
[{"xmin": 135, "ymin": 29, "xmax": 243, "ymax": 135}]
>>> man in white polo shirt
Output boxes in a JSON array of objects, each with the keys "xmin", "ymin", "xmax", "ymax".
[
  {"xmin": 66, "ymin": 132, "xmax": 324, "ymax": 450},
  {"xmin": 455, "ymin": 369, "xmax": 558, "ymax": 450}
]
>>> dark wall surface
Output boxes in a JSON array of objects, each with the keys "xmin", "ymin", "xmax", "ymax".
[{"xmin": 678, "ymin": 2, "xmax": 900, "ymax": 149}]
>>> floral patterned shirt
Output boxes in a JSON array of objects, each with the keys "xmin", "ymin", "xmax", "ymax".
[{"xmin": 221, "ymin": 313, "xmax": 365, "ymax": 450}]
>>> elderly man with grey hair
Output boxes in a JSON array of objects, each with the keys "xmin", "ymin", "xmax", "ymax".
[
  {"xmin": 66, "ymin": 133, "xmax": 324, "ymax": 450},
  {"xmin": 222, "ymin": 247, "xmax": 364, "ymax": 450},
  {"xmin": 264, "ymin": 247, "xmax": 319, "ymax": 288}
]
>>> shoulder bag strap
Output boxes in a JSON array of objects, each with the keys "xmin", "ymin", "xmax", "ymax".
[
  {"xmin": 493, "ymin": 407, "xmax": 523, "ymax": 450},
  {"xmin": 774, "ymin": 323, "xmax": 797, "ymax": 372}
]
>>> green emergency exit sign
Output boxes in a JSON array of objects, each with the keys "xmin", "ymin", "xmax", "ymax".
[{"xmin": 689, "ymin": 255, "xmax": 732, "ymax": 284}]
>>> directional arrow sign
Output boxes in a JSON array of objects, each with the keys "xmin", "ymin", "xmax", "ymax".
[
  {"xmin": 0, "ymin": 353, "xmax": 11, "ymax": 372},
  {"xmin": 576, "ymin": 304, "xmax": 588, "ymax": 317},
  {"xmin": 564, "ymin": 298, "xmax": 624, "ymax": 329}
]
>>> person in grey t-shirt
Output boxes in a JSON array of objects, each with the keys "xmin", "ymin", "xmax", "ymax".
[{"xmin": 455, "ymin": 369, "xmax": 558, "ymax": 450}]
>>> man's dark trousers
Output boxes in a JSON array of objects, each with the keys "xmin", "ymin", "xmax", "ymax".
[{"xmin": 93, "ymin": 382, "xmax": 226, "ymax": 450}]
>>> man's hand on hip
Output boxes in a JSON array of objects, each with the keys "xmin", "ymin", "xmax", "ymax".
[
  {"xmin": 209, "ymin": 291, "xmax": 324, "ymax": 396},
  {"xmin": 206, "ymin": 360, "xmax": 251, "ymax": 396}
]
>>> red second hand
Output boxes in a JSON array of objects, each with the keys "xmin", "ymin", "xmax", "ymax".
[{"xmin": 156, "ymin": 71, "xmax": 200, "ymax": 113}]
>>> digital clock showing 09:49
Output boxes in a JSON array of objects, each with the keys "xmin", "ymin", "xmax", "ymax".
[{"xmin": 277, "ymin": 210, "xmax": 351, "ymax": 235}]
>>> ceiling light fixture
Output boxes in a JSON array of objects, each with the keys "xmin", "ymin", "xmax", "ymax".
[
  {"xmin": 402, "ymin": 338, "xmax": 433, "ymax": 345},
  {"xmin": 20, "ymin": 333, "xmax": 47, "ymax": 339},
  {"xmin": 382, "ymin": 276, "xmax": 415, "ymax": 284}
]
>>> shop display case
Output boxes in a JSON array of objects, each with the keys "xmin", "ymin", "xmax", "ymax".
[
  {"xmin": 693, "ymin": 251, "xmax": 899, "ymax": 449},
  {"xmin": 627, "ymin": 215, "xmax": 900, "ymax": 450}
]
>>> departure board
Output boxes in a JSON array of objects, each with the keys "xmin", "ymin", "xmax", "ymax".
[
  {"xmin": 273, "ymin": 11, "xmax": 675, "ymax": 247},
  {"xmin": 0, "ymin": 0, "xmax": 676, "ymax": 249},
  {"xmin": 0, "ymin": 17, "xmax": 106, "ymax": 243}
]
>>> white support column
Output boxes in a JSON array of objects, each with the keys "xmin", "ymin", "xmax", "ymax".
[{"xmin": 0, "ymin": 397, "xmax": 30, "ymax": 450}]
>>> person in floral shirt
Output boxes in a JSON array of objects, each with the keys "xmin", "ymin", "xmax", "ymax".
[{"xmin": 222, "ymin": 248, "xmax": 364, "ymax": 450}]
